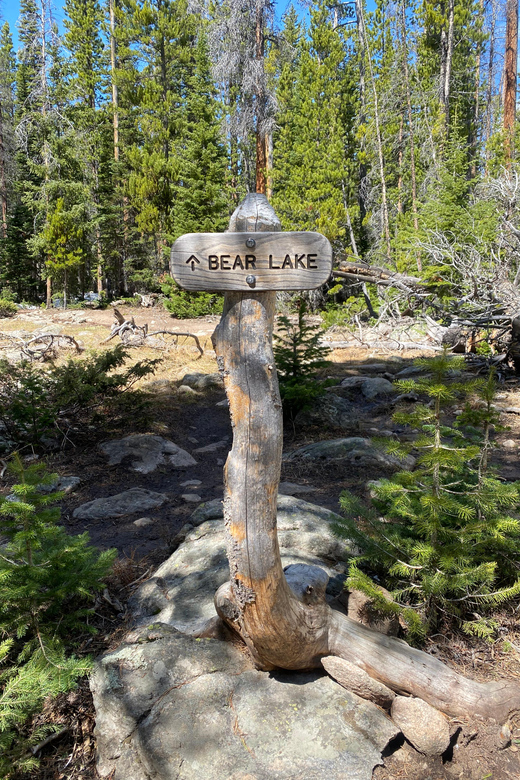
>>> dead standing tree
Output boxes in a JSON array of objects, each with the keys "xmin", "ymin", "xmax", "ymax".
[{"xmin": 207, "ymin": 193, "xmax": 520, "ymax": 723}]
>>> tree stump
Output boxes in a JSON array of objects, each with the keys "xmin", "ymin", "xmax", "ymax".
[{"xmin": 212, "ymin": 193, "xmax": 520, "ymax": 723}]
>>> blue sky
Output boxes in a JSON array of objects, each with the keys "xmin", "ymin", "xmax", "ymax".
[{"xmin": 1, "ymin": 1, "xmax": 333, "ymax": 50}]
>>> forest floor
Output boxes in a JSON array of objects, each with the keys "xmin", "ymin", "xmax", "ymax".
[{"xmin": 1, "ymin": 304, "xmax": 520, "ymax": 780}]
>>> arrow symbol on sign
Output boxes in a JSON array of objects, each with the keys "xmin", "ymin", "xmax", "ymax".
[{"xmin": 186, "ymin": 255, "xmax": 200, "ymax": 272}]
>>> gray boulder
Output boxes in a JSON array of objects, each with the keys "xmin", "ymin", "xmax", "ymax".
[
  {"xmin": 73, "ymin": 487, "xmax": 168, "ymax": 521},
  {"xmin": 99, "ymin": 433, "xmax": 197, "ymax": 473},
  {"xmin": 180, "ymin": 372, "xmax": 224, "ymax": 391},
  {"xmin": 295, "ymin": 394, "xmax": 359, "ymax": 432},
  {"xmin": 333, "ymin": 376, "xmax": 395, "ymax": 400},
  {"xmin": 130, "ymin": 494, "xmax": 349, "ymax": 634},
  {"xmin": 284, "ymin": 437, "xmax": 415, "ymax": 472},
  {"xmin": 91, "ymin": 627, "xmax": 398, "ymax": 780}
]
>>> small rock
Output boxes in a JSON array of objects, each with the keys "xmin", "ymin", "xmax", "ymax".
[
  {"xmin": 134, "ymin": 517, "xmax": 154, "ymax": 527},
  {"xmin": 180, "ymin": 372, "xmax": 224, "ymax": 392},
  {"xmin": 190, "ymin": 498, "xmax": 224, "ymax": 526},
  {"xmin": 502, "ymin": 439, "xmax": 517, "ymax": 449},
  {"xmin": 38, "ymin": 475, "xmax": 81, "ymax": 494},
  {"xmin": 180, "ymin": 479, "xmax": 202, "ymax": 487},
  {"xmin": 194, "ymin": 439, "xmax": 229, "ymax": 454},
  {"xmin": 336, "ymin": 376, "xmax": 395, "ymax": 399},
  {"xmin": 216, "ymin": 398, "xmax": 229, "ymax": 407},
  {"xmin": 181, "ymin": 493, "xmax": 202, "ymax": 503},
  {"xmin": 391, "ymin": 696, "xmax": 450, "ymax": 756},
  {"xmin": 177, "ymin": 384, "xmax": 201, "ymax": 396},
  {"xmin": 217, "ymin": 458, "xmax": 224, "ymax": 465}
]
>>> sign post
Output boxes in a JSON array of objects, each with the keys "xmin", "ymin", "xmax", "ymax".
[
  {"xmin": 167, "ymin": 193, "xmax": 520, "ymax": 720},
  {"xmin": 171, "ymin": 193, "xmax": 333, "ymax": 669}
]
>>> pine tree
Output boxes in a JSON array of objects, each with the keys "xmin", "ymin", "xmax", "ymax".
[
  {"xmin": 173, "ymin": 32, "xmax": 229, "ymax": 237},
  {"xmin": 63, "ymin": 0, "xmax": 109, "ymax": 293},
  {"xmin": 335, "ymin": 353, "xmax": 520, "ymax": 641},
  {"xmin": 274, "ymin": 298, "xmax": 331, "ymax": 419},
  {"xmin": 272, "ymin": 1, "xmax": 353, "ymax": 249},
  {"xmin": 0, "ymin": 457, "xmax": 116, "ymax": 775}
]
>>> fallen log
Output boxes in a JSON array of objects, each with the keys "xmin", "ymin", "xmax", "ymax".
[{"xmin": 211, "ymin": 194, "xmax": 520, "ymax": 724}]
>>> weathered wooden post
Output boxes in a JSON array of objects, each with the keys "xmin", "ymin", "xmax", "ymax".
[{"xmin": 171, "ymin": 193, "xmax": 520, "ymax": 721}]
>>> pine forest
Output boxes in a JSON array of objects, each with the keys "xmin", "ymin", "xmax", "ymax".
[{"xmin": 0, "ymin": 0, "xmax": 519, "ymax": 314}]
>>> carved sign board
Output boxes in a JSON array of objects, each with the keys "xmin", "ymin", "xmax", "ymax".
[{"xmin": 170, "ymin": 231, "xmax": 332, "ymax": 292}]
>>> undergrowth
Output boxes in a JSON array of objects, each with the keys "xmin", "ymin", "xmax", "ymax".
[{"xmin": 0, "ymin": 345, "xmax": 160, "ymax": 452}]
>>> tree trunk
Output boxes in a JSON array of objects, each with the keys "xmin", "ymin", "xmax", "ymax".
[
  {"xmin": 0, "ymin": 100, "xmax": 7, "ymax": 239},
  {"xmin": 504, "ymin": 0, "xmax": 518, "ymax": 163},
  {"xmin": 255, "ymin": 0, "xmax": 267, "ymax": 195},
  {"xmin": 212, "ymin": 193, "xmax": 520, "ymax": 723},
  {"xmin": 355, "ymin": 0, "xmax": 391, "ymax": 259},
  {"xmin": 109, "ymin": 0, "xmax": 119, "ymax": 164},
  {"xmin": 439, "ymin": 0, "xmax": 455, "ymax": 134},
  {"xmin": 400, "ymin": 0, "xmax": 420, "ymax": 270},
  {"xmin": 485, "ymin": 0, "xmax": 497, "ymax": 172}
]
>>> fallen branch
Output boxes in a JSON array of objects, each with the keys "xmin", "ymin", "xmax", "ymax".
[
  {"xmin": 0, "ymin": 333, "xmax": 83, "ymax": 361},
  {"xmin": 102, "ymin": 309, "xmax": 203, "ymax": 356}
]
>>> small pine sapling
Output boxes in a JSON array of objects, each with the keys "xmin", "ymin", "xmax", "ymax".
[
  {"xmin": 335, "ymin": 352, "xmax": 520, "ymax": 642},
  {"xmin": 0, "ymin": 457, "xmax": 116, "ymax": 775},
  {"xmin": 273, "ymin": 298, "xmax": 331, "ymax": 419}
]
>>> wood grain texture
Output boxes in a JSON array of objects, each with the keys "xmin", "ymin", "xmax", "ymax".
[{"xmin": 170, "ymin": 231, "xmax": 332, "ymax": 292}]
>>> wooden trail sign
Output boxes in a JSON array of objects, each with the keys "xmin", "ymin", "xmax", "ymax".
[
  {"xmin": 170, "ymin": 231, "xmax": 332, "ymax": 292},
  {"xmin": 178, "ymin": 193, "xmax": 520, "ymax": 723}
]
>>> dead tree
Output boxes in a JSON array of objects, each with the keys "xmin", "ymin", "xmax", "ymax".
[{"xmin": 211, "ymin": 193, "xmax": 520, "ymax": 723}]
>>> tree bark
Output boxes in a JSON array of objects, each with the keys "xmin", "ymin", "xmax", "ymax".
[
  {"xmin": 0, "ymin": 100, "xmax": 7, "ymax": 239},
  {"xmin": 355, "ymin": 0, "xmax": 391, "ymax": 259},
  {"xmin": 212, "ymin": 194, "xmax": 520, "ymax": 722},
  {"xmin": 255, "ymin": 1, "xmax": 267, "ymax": 195},
  {"xmin": 504, "ymin": 0, "xmax": 518, "ymax": 163},
  {"xmin": 400, "ymin": 0, "xmax": 420, "ymax": 270}
]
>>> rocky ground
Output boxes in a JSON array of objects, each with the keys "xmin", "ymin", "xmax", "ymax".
[{"xmin": 1, "ymin": 304, "xmax": 520, "ymax": 780}]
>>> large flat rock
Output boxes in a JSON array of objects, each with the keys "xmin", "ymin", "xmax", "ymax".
[
  {"xmin": 130, "ymin": 494, "xmax": 350, "ymax": 633},
  {"xmin": 91, "ymin": 626, "xmax": 398, "ymax": 780}
]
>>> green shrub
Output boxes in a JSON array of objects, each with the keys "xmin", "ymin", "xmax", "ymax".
[
  {"xmin": 160, "ymin": 275, "xmax": 222, "ymax": 318},
  {"xmin": 0, "ymin": 457, "xmax": 116, "ymax": 776},
  {"xmin": 335, "ymin": 353, "xmax": 520, "ymax": 642},
  {"xmin": 0, "ymin": 299, "xmax": 17, "ymax": 318},
  {"xmin": 274, "ymin": 299, "xmax": 331, "ymax": 420},
  {"xmin": 0, "ymin": 345, "xmax": 160, "ymax": 452}
]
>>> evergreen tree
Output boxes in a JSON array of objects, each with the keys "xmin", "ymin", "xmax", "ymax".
[
  {"xmin": 0, "ymin": 457, "xmax": 116, "ymax": 775},
  {"xmin": 272, "ymin": 1, "xmax": 354, "ymax": 250},
  {"xmin": 336, "ymin": 353, "xmax": 520, "ymax": 641},
  {"xmin": 173, "ymin": 32, "xmax": 229, "ymax": 237}
]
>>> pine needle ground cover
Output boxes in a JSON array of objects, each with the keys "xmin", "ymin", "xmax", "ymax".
[{"xmin": 335, "ymin": 352, "xmax": 520, "ymax": 642}]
